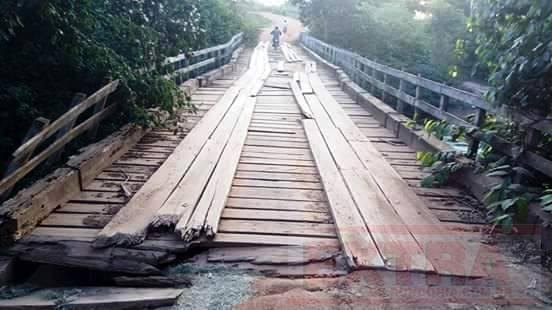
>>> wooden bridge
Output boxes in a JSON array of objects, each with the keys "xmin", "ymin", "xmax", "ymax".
[{"xmin": 0, "ymin": 36, "xmax": 491, "ymax": 286}]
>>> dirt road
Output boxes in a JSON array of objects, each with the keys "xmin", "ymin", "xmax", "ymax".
[{"xmin": 257, "ymin": 12, "xmax": 304, "ymax": 43}]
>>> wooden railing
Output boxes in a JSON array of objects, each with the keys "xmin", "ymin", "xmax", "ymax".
[
  {"xmin": 164, "ymin": 32, "xmax": 243, "ymax": 84},
  {"xmin": 300, "ymin": 33, "xmax": 552, "ymax": 178},
  {"xmin": 0, "ymin": 33, "xmax": 244, "ymax": 198}
]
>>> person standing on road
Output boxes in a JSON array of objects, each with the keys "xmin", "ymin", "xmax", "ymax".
[{"xmin": 282, "ymin": 19, "xmax": 288, "ymax": 36}]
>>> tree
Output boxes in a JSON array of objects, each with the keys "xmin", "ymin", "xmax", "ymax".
[{"xmin": 472, "ymin": 0, "xmax": 552, "ymax": 116}]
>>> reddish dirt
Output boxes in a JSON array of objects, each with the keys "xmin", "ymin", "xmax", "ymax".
[{"xmin": 236, "ymin": 233, "xmax": 552, "ymax": 308}]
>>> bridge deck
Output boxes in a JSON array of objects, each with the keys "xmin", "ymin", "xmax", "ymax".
[{"xmin": 8, "ymin": 44, "xmax": 486, "ymax": 278}]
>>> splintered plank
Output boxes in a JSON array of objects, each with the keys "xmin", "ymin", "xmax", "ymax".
[
  {"xmin": 218, "ymin": 220, "xmax": 336, "ymax": 238},
  {"xmin": 177, "ymin": 97, "xmax": 256, "ymax": 240},
  {"xmin": 94, "ymin": 85, "xmax": 242, "ymax": 248},
  {"xmin": 226, "ymin": 198, "xmax": 328, "ymax": 213},
  {"xmin": 303, "ymin": 119, "xmax": 385, "ymax": 269},
  {"xmin": 308, "ymin": 73, "xmax": 484, "ymax": 277},
  {"xmin": 222, "ymin": 208, "xmax": 331, "ymax": 223},
  {"xmin": 153, "ymin": 91, "xmax": 249, "ymax": 229}
]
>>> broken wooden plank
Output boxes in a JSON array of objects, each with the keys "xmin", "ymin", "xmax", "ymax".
[
  {"xmin": 152, "ymin": 91, "xmax": 249, "ymax": 229},
  {"xmin": 93, "ymin": 85, "xmax": 242, "ymax": 248},
  {"xmin": 176, "ymin": 97, "xmax": 256, "ymax": 241}
]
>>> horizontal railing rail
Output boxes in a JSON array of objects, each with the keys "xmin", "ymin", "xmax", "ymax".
[
  {"xmin": 0, "ymin": 32, "xmax": 245, "ymax": 198},
  {"xmin": 164, "ymin": 32, "xmax": 243, "ymax": 84},
  {"xmin": 300, "ymin": 32, "xmax": 552, "ymax": 178}
]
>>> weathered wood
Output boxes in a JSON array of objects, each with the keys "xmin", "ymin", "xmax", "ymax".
[
  {"xmin": 0, "ymin": 287, "xmax": 183, "ymax": 309},
  {"xmin": 225, "ymin": 197, "xmax": 328, "ymax": 213},
  {"xmin": 222, "ymin": 208, "xmax": 331, "ymax": 223},
  {"xmin": 9, "ymin": 240, "xmax": 172, "ymax": 275},
  {"xmin": 153, "ymin": 91, "xmax": 249, "ymax": 229},
  {"xmin": 209, "ymin": 232, "xmax": 339, "ymax": 247},
  {"xmin": 299, "ymin": 72, "xmax": 313, "ymax": 94},
  {"xmin": 290, "ymin": 80, "xmax": 314, "ymax": 118},
  {"xmin": 2, "ymin": 117, "xmax": 51, "ymax": 198},
  {"xmin": 12, "ymin": 80, "xmax": 120, "ymax": 160},
  {"xmin": 176, "ymin": 97, "xmax": 256, "ymax": 240},
  {"xmin": 229, "ymin": 186, "xmax": 326, "ymax": 202},
  {"xmin": 0, "ymin": 104, "xmax": 119, "ymax": 196},
  {"xmin": 218, "ymin": 219, "xmax": 336, "ymax": 238},
  {"xmin": 303, "ymin": 120, "xmax": 385, "ymax": 269},
  {"xmin": 308, "ymin": 73, "xmax": 483, "ymax": 276},
  {"xmin": 207, "ymin": 245, "xmax": 340, "ymax": 265},
  {"xmin": 93, "ymin": 85, "xmax": 242, "ymax": 248}
]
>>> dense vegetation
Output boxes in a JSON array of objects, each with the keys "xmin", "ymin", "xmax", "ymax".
[
  {"xmin": 293, "ymin": 0, "xmax": 552, "ymax": 230},
  {"xmin": 0, "ymin": 0, "xmax": 251, "ymax": 172},
  {"xmin": 292, "ymin": 0, "xmax": 475, "ymax": 82}
]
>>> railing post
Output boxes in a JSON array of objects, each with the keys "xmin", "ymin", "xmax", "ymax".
[
  {"xmin": 397, "ymin": 68, "xmax": 406, "ymax": 113},
  {"xmin": 87, "ymin": 78, "xmax": 113, "ymax": 140},
  {"xmin": 414, "ymin": 74, "xmax": 422, "ymax": 116},
  {"xmin": 468, "ymin": 108, "xmax": 487, "ymax": 158},
  {"xmin": 382, "ymin": 73, "xmax": 388, "ymax": 102},
  {"xmin": 1, "ymin": 117, "xmax": 50, "ymax": 199},
  {"xmin": 370, "ymin": 66, "xmax": 376, "ymax": 94},
  {"xmin": 439, "ymin": 94, "xmax": 450, "ymax": 112},
  {"xmin": 48, "ymin": 93, "xmax": 87, "ymax": 165}
]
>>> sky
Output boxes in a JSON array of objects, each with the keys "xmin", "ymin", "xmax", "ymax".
[{"xmin": 255, "ymin": 0, "xmax": 287, "ymax": 6}]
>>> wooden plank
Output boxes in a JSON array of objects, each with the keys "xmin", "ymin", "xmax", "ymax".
[
  {"xmin": 57, "ymin": 202, "xmax": 123, "ymax": 215},
  {"xmin": 239, "ymin": 157, "xmax": 316, "ymax": 167},
  {"xmin": 94, "ymin": 85, "xmax": 243, "ymax": 248},
  {"xmin": 222, "ymin": 208, "xmax": 331, "ymax": 223},
  {"xmin": 0, "ymin": 287, "xmax": 183, "ymax": 309},
  {"xmin": 237, "ymin": 163, "xmax": 318, "ymax": 174},
  {"xmin": 245, "ymin": 139, "xmax": 309, "ymax": 149},
  {"xmin": 176, "ymin": 97, "xmax": 256, "ymax": 240},
  {"xmin": 299, "ymin": 72, "xmax": 313, "ymax": 94},
  {"xmin": 308, "ymin": 73, "xmax": 483, "ymax": 277},
  {"xmin": 0, "ymin": 104, "xmax": 119, "ymax": 195},
  {"xmin": 207, "ymin": 245, "xmax": 340, "ymax": 265},
  {"xmin": 41, "ymin": 213, "xmax": 112, "ymax": 228},
  {"xmin": 226, "ymin": 197, "xmax": 328, "ymax": 213},
  {"xmin": 12, "ymin": 80, "xmax": 120, "ymax": 159},
  {"xmin": 303, "ymin": 120, "xmax": 386, "ymax": 269},
  {"xmin": 242, "ymin": 145, "xmax": 310, "ymax": 156},
  {"xmin": 235, "ymin": 171, "xmax": 320, "ymax": 183},
  {"xmin": 233, "ymin": 179, "xmax": 323, "ymax": 190},
  {"xmin": 218, "ymin": 219, "xmax": 336, "ymax": 238},
  {"xmin": 229, "ymin": 186, "xmax": 326, "ymax": 202},
  {"xmin": 241, "ymin": 150, "xmax": 311, "ymax": 160},
  {"xmin": 153, "ymin": 90, "xmax": 249, "ymax": 228},
  {"xmin": 290, "ymin": 80, "xmax": 314, "ymax": 118},
  {"xmin": 210, "ymin": 233, "xmax": 339, "ymax": 247}
]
